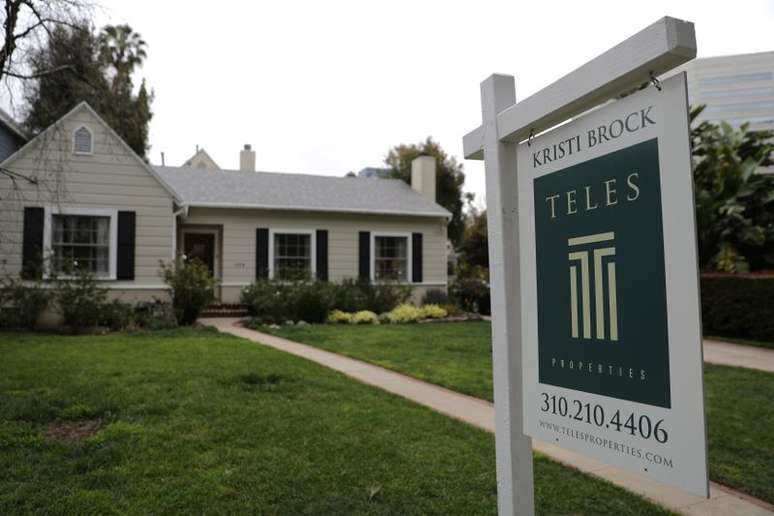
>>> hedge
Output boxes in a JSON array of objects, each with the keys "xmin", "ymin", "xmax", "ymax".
[{"xmin": 700, "ymin": 274, "xmax": 774, "ymax": 342}]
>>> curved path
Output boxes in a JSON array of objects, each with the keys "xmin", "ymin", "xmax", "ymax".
[{"xmin": 202, "ymin": 318, "xmax": 773, "ymax": 516}]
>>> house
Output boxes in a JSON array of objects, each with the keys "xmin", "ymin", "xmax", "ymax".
[
  {"xmin": 0, "ymin": 107, "xmax": 27, "ymax": 160},
  {"xmin": 0, "ymin": 102, "xmax": 451, "ymax": 307}
]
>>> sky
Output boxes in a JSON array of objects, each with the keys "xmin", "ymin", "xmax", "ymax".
[{"xmin": 55, "ymin": 1, "xmax": 774, "ymax": 207}]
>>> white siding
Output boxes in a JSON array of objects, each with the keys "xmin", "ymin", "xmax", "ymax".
[
  {"xmin": 0, "ymin": 105, "xmax": 174, "ymax": 287},
  {"xmin": 182, "ymin": 207, "xmax": 448, "ymax": 302}
]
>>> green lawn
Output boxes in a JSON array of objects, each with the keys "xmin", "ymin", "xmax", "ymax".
[
  {"xmin": 267, "ymin": 321, "xmax": 774, "ymax": 504},
  {"xmin": 0, "ymin": 329, "xmax": 672, "ymax": 515}
]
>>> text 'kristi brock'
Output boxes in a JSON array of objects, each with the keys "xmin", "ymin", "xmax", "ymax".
[{"xmin": 531, "ymin": 105, "xmax": 656, "ymax": 169}]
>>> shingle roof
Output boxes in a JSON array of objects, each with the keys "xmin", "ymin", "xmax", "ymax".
[{"xmin": 154, "ymin": 166, "xmax": 451, "ymax": 218}]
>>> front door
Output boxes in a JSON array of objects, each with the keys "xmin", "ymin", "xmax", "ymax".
[{"xmin": 184, "ymin": 233, "xmax": 215, "ymax": 276}]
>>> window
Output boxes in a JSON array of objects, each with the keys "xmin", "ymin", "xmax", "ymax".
[
  {"xmin": 73, "ymin": 126, "xmax": 93, "ymax": 154},
  {"xmin": 51, "ymin": 214, "xmax": 110, "ymax": 276},
  {"xmin": 374, "ymin": 235, "xmax": 408, "ymax": 281},
  {"xmin": 273, "ymin": 232, "xmax": 312, "ymax": 280}
]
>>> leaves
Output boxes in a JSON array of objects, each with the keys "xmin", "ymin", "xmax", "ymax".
[
  {"xmin": 22, "ymin": 22, "xmax": 153, "ymax": 158},
  {"xmin": 691, "ymin": 105, "xmax": 774, "ymax": 272},
  {"xmin": 384, "ymin": 137, "xmax": 466, "ymax": 245}
]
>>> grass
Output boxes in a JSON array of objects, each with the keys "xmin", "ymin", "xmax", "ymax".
[
  {"xmin": 0, "ymin": 328, "xmax": 673, "ymax": 515},
  {"xmin": 705, "ymin": 334, "xmax": 774, "ymax": 350},
  {"xmin": 267, "ymin": 321, "xmax": 774, "ymax": 504}
]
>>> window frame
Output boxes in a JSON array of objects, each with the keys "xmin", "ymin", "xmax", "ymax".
[
  {"xmin": 72, "ymin": 124, "xmax": 94, "ymax": 156},
  {"xmin": 371, "ymin": 232, "xmax": 412, "ymax": 284},
  {"xmin": 43, "ymin": 206, "xmax": 118, "ymax": 280},
  {"xmin": 268, "ymin": 228, "xmax": 316, "ymax": 281}
]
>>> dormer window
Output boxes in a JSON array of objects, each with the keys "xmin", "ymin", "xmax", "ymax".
[{"xmin": 73, "ymin": 125, "xmax": 93, "ymax": 155}]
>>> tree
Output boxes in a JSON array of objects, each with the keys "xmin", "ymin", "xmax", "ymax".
[
  {"xmin": 385, "ymin": 137, "xmax": 467, "ymax": 245},
  {"xmin": 0, "ymin": 0, "xmax": 93, "ymax": 191},
  {"xmin": 23, "ymin": 23, "xmax": 153, "ymax": 158},
  {"xmin": 0, "ymin": 0, "xmax": 92, "ymax": 84},
  {"xmin": 23, "ymin": 22, "xmax": 106, "ymax": 133},
  {"xmin": 459, "ymin": 208, "xmax": 488, "ymax": 269},
  {"xmin": 97, "ymin": 24, "xmax": 152, "ymax": 158},
  {"xmin": 98, "ymin": 24, "xmax": 146, "ymax": 93},
  {"xmin": 690, "ymin": 106, "xmax": 774, "ymax": 272}
]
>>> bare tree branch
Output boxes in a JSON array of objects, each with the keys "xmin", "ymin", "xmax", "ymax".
[
  {"xmin": 2, "ymin": 62, "xmax": 72, "ymax": 79},
  {"xmin": 0, "ymin": 0, "xmax": 93, "ymax": 85}
]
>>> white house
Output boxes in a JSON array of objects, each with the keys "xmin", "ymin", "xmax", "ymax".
[{"xmin": 0, "ymin": 102, "xmax": 451, "ymax": 305}]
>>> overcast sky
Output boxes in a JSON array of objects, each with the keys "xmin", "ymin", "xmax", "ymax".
[{"xmin": 83, "ymin": 1, "xmax": 774, "ymax": 206}]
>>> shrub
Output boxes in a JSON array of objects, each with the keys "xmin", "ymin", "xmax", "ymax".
[
  {"xmin": 387, "ymin": 304, "xmax": 424, "ymax": 324},
  {"xmin": 331, "ymin": 279, "xmax": 370, "ymax": 313},
  {"xmin": 99, "ymin": 299, "xmax": 134, "ymax": 331},
  {"xmin": 327, "ymin": 309, "xmax": 353, "ymax": 324},
  {"xmin": 241, "ymin": 281, "xmax": 288, "ymax": 322},
  {"xmin": 241, "ymin": 279, "xmax": 410, "ymax": 323},
  {"xmin": 421, "ymin": 304, "xmax": 448, "ymax": 319},
  {"xmin": 700, "ymin": 274, "xmax": 774, "ymax": 342},
  {"xmin": 0, "ymin": 274, "xmax": 48, "ymax": 329},
  {"xmin": 241, "ymin": 280, "xmax": 333, "ymax": 323},
  {"xmin": 352, "ymin": 310, "xmax": 379, "ymax": 325},
  {"xmin": 160, "ymin": 257, "xmax": 216, "ymax": 325},
  {"xmin": 294, "ymin": 282, "xmax": 334, "ymax": 323},
  {"xmin": 368, "ymin": 282, "xmax": 412, "ymax": 314},
  {"xmin": 443, "ymin": 303, "xmax": 464, "ymax": 317},
  {"xmin": 449, "ymin": 276, "xmax": 491, "ymax": 315},
  {"xmin": 133, "ymin": 300, "xmax": 178, "ymax": 330},
  {"xmin": 53, "ymin": 267, "xmax": 109, "ymax": 331},
  {"xmin": 421, "ymin": 289, "xmax": 449, "ymax": 306},
  {"xmin": 329, "ymin": 279, "xmax": 410, "ymax": 314}
]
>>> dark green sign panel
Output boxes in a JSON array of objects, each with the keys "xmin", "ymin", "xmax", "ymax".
[{"xmin": 534, "ymin": 139, "xmax": 670, "ymax": 408}]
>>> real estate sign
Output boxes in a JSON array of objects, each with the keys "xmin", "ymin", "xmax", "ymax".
[{"xmin": 518, "ymin": 73, "xmax": 709, "ymax": 496}]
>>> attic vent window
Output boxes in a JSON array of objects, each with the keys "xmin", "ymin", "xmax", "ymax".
[{"xmin": 73, "ymin": 126, "xmax": 93, "ymax": 155}]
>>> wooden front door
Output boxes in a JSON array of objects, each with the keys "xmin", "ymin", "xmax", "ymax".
[{"xmin": 184, "ymin": 233, "xmax": 215, "ymax": 276}]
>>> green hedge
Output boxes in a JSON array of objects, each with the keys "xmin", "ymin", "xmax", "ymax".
[{"xmin": 701, "ymin": 274, "xmax": 774, "ymax": 342}]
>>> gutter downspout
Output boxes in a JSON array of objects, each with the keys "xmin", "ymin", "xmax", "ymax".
[{"xmin": 171, "ymin": 205, "xmax": 188, "ymax": 259}]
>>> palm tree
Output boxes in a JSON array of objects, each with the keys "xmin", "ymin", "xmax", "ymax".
[{"xmin": 98, "ymin": 24, "xmax": 147, "ymax": 93}]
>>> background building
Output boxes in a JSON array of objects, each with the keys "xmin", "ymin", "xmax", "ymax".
[
  {"xmin": 667, "ymin": 51, "xmax": 774, "ymax": 132},
  {"xmin": 357, "ymin": 167, "xmax": 392, "ymax": 179}
]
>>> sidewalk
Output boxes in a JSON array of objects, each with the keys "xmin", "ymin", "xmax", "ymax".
[
  {"xmin": 458, "ymin": 316, "xmax": 774, "ymax": 373},
  {"xmin": 201, "ymin": 318, "xmax": 773, "ymax": 516},
  {"xmin": 704, "ymin": 339, "xmax": 774, "ymax": 373}
]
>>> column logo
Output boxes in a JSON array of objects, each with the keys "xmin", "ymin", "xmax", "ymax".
[{"xmin": 568, "ymin": 231, "xmax": 618, "ymax": 341}]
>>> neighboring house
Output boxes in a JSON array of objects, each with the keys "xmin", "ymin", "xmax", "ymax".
[
  {"xmin": 183, "ymin": 147, "xmax": 220, "ymax": 170},
  {"xmin": 0, "ymin": 107, "xmax": 27, "ymax": 160},
  {"xmin": 0, "ymin": 102, "xmax": 450, "ymax": 308}
]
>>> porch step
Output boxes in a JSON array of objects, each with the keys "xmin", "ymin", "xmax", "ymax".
[{"xmin": 200, "ymin": 303, "xmax": 250, "ymax": 318}]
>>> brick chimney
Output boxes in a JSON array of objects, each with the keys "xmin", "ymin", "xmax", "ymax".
[
  {"xmin": 411, "ymin": 155, "xmax": 436, "ymax": 202},
  {"xmin": 240, "ymin": 144, "xmax": 256, "ymax": 172}
]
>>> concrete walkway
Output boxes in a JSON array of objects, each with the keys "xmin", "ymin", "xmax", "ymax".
[
  {"xmin": 455, "ymin": 316, "xmax": 774, "ymax": 373},
  {"xmin": 704, "ymin": 339, "xmax": 774, "ymax": 373},
  {"xmin": 201, "ymin": 318, "xmax": 773, "ymax": 516}
]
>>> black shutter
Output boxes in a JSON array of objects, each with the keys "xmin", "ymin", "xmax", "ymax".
[
  {"xmin": 21, "ymin": 207, "xmax": 44, "ymax": 279},
  {"xmin": 116, "ymin": 211, "xmax": 136, "ymax": 280},
  {"xmin": 358, "ymin": 231, "xmax": 370, "ymax": 281},
  {"xmin": 316, "ymin": 229, "xmax": 328, "ymax": 281},
  {"xmin": 412, "ymin": 232, "xmax": 423, "ymax": 283},
  {"xmin": 256, "ymin": 228, "xmax": 269, "ymax": 279}
]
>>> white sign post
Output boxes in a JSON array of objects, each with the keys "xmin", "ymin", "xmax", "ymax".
[{"xmin": 464, "ymin": 16, "xmax": 707, "ymax": 515}]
